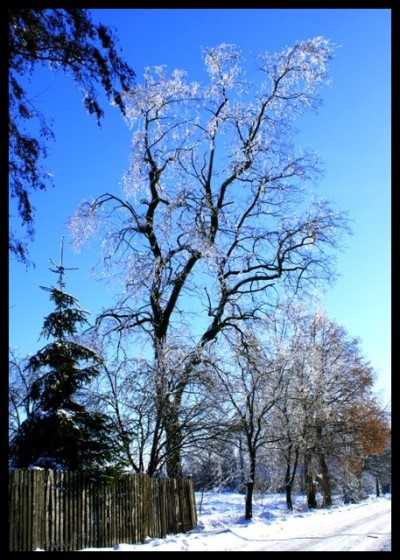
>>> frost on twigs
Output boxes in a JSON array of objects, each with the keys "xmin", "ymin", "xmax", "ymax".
[
  {"xmin": 203, "ymin": 43, "xmax": 244, "ymax": 95},
  {"xmin": 257, "ymin": 36, "xmax": 334, "ymax": 115},
  {"xmin": 68, "ymin": 200, "xmax": 100, "ymax": 253},
  {"xmin": 66, "ymin": 36, "xmax": 347, "ymax": 322},
  {"xmin": 68, "ymin": 35, "xmax": 343, "ymax": 289}
]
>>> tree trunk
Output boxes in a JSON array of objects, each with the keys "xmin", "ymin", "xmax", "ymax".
[
  {"xmin": 238, "ymin": 437, "xmax": 246, "ymax": 487},
  {"xmin": 285, "ymin": 484, "xmax": 293, "ymax": 511},
  {"xmin": 319, "ymin": 451, "xmax": 332, "ymax": 507},
  {"xmin": 304, "ymin": 454, "xmax": 317, "ymax": 508},
  {"xmin": 306, "ymin": 473, "xmax": 317, "ymax": 508},
  {"xmin": 165, "ymin": 427, "xmax": 183, "ymax": 478},
  {"xmin": 284, "ymin": 443, "xmax": 299, "ymax": 511},
  {"xmin": 245, "ymin": 455, "xmax": 256, "ymax": 520},
  {"xmin": 147, "ymin": 415, "xmax": 163, "ymax": 476},
  {"xmin": 154, "ymin": 359, "xmax": 185, "ymax": 478},
  {"xmin": 284, "ymin": 456, "xmax": 293, "ymax": 511},
  {"xmin": 245, "ymin": 481, "xmax": 254, "ymax": 520},
  {"xmin": 375, "ymin": 477, "xmax": 380, "ymax": 497},
  {"xmin": 163, "ymin": 398, "xmax": 184, "ymax": 478}
]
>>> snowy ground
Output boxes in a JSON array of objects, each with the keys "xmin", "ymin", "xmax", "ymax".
[{"xmin": 79, "ymin": 491, "xmax": 391, "ymax": 552}]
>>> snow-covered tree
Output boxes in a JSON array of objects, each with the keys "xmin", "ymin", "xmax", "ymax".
[
  {"xmin": 83, "ymin": 331, "xmax": 223, "ymax": 476},
  {"xmin": 211, "ymin": 330, "xmax": 283, "ymax": 519},
  {"xmin": 9, "ymin": 250, "xmax": 118, "ymax": 476},
  {"xmin": 272, "ymin": 305, "xmax": 389, "ymax": 508},
  {"xmin": 69, "ymin": 38, "xmax": 349, "ymax": 477}
]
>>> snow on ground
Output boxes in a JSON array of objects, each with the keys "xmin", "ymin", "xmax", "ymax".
[{"xmin": 79, "ymin": 491, "xmax": 391, "ymax": 552}]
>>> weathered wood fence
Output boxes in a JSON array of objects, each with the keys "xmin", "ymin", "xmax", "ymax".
[{"xmin": 9, "ymin": 469, "xmax": 197, "ymax": 551}]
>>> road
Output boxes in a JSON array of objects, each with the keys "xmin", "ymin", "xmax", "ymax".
[{"xmin": 247, "ymin": 499, "xmax": 391, "ymax": 552}]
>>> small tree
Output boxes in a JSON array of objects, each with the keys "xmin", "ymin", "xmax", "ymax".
[
  {"xmin": 9, "ymin": 246, "xmax": 118, "ymax": 476},
  {"xmin": 212, "ymin": 330, "xmax": 282, "ymax": 519}
]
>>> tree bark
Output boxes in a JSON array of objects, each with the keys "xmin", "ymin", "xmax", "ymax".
[
  {"xmin": 284, "ymin": 443, "xmax": 299, "ymax": 511},
  {"xmin": 245, "ymin": 481, "xmax": 254, "ymax": 520},
  {"xmin": 284, "ymin": 456, "xmax": 293, "ymax": 511},
  {"xmin": 245, "ymin": 454, "xmax": 256, "ymax": 520},
  {"xmin": 285, "ymin": 484, "xmax": 293, "ymax": 512},
  {"xmin": 164, "ymin": 424, "xmax": 183, "ymax": 478},
  {"xmin": 163, "ymin": 397, "xmax": 184, "ymax": 478},
  {"xmin": 319, "ymin": 450, "xmax": 332, "ymax": 507},
  {"xmin": 304, "ymin": 453, "xmax": 317, "ymax": 508}
]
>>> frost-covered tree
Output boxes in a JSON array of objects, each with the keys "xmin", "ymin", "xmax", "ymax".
[
  {"xmin": 69, "ymin": 38, "xmax": 349, "ymax": 477},
  {"xmin": 82, "ymin": 331, "xmax": 223, "ymax": 476},
  {"xmin": 9, "ymin": 250, "xmax": 118, "ymax": 475},
  {"xmin": 211, "ymin": 330, "xmax": 283, "ymax": 519},
  {"xmin": 274, "ymin": 305, "xmax": 387, "ymax": 508},
  {"xmin": 91, "ymin": 355, "xmax": 159, "ymax": 474},
  {"xmin": 8, "ymin": 348, "xmax": 35, "ymax": 442},
  {"xmin": 9, "ymin": 8, "xmax": 135, "ymax": 264},
  {"xmin": 270, "ymin": 374, "xmax": 302, "ymax": 511}
]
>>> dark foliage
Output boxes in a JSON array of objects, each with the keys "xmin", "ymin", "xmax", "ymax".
[
  {"xmin": 9, "ymin": 259, "xmax": 119, "ymax": 477},
  {"xmin": 9, "ymin": 8, "xmax": 135, "ymax": 264}
]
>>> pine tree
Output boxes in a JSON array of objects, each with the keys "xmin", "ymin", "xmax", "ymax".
[{"xmin": 9, "ymin": 243, "xmax": 118, "ymax": 477}]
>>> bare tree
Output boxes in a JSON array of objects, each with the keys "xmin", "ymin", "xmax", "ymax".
[
  {"xmin": 272, "ymin": 391, "xmax": 302, "ymax": 511},
  {"xmin": 212, "ymin": 330, "xmax": 284, "ymax": 519},
  {"xmin": 8, "ymin": 348, "xmax": 35, "ymax": 444},
  {"xmin": 69, "ymin": 38, "xmax": 349, "ymax": 477},
  {"xmin": 85, "ymin": 331, "xmax": 224, "ymax": 475},
  {"xmin": 272, "ymin": 305, "xmax": 388, "ymax": 508},
  {"xmin": 87, "ymin": 355, "xmax": 159, "ymax": 473}
]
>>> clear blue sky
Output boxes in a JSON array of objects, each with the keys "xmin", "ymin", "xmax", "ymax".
[{"xmin": 9, "ymin": 9, "xmax": 391, "ymax": 406}]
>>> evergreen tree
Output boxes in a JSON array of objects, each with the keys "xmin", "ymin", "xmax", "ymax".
[{"xmin": 9, "ymin": 246, "xmax": 118, "ymax": 476}]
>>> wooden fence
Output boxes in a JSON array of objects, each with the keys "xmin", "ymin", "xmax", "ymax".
[{"xmin": 9, "ymin": 469, "xmax": 197, "ymax": 551}]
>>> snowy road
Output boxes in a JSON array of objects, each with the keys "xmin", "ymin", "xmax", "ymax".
[{"xmin": 228, "ymin": 499, "xmax": 391, "ymax": 552}]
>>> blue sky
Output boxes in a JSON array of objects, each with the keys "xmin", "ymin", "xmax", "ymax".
[{"xmin": 9, "ymin": 8, "xmax": 391, "ymax": 406}]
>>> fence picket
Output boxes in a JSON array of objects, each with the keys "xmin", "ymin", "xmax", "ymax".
[{"xmin": 9, "ymin": 469, "xmax": 197, "ymax": 551}]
